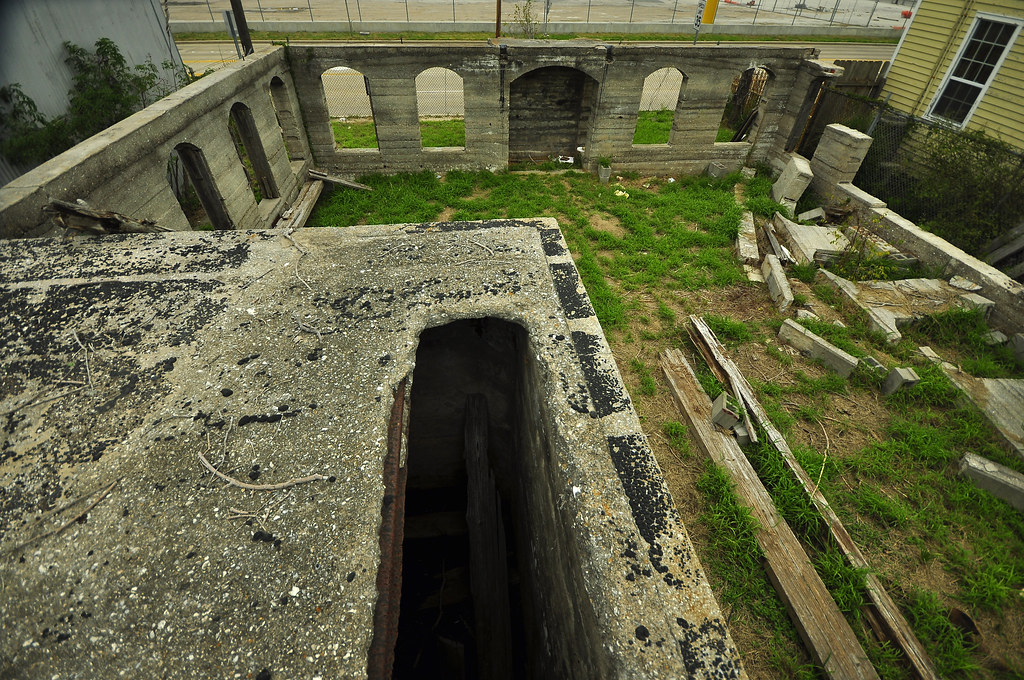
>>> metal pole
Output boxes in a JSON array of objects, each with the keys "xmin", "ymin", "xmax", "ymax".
[
  {"xmin": 452, "ymin": 0, "xmax": 456, "ymax": 24},
  {"xmin": 587, "ymin": 0, "xmax": 592, "ymax": 23},
  {"xmin": 496, "ymin": 0, "xmax": 502, "ymax": 37},
  {"xmin": 343, "ymin": 0, "xmax": 353, "ymax": 33},
  {"xmin": 866, "ymin": 0, "xmax": 879, "ymax": 26},
  {"xmin": 205, "ymin": 0, "xmax": 215, "ymax": 21},
  {"xmin": 306, "ymin": 0, "xmax": 313, "ymax": 21},
  {"xmin": 671, "ymin": 0, "xmax": 679, "ymax": 23},
  {"xmin": 255, "ymin": 0, "xmax": 265, "ymax": 21},
  {"xmin": 355, "ymin": 0, "xmax": 362, "ymax": 21},
  {"xmin": 828, "ymin": 0, "xmax": 840, "ymax": 26},
  {"xmin": 753, "ymin": 0, "xmax": 761, "ymax": 23},
  {"xmin": 629, "ymin": 0, "xmax": 637, "ymax": 24},
  {"xmin": 229, "ymin": 0, "xmax": 254, "ymax": 55},
  {"xmin": 405, "ymin": 0, "xmax": 410, "ymax": 22}
]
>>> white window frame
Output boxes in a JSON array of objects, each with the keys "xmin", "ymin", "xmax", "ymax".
[{"xmin": 926, "ymin": 11, "xmax": 1024, "ymax": 128}]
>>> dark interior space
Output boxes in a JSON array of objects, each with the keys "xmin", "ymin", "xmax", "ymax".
[
  {"xmin": 393, "ymin": 318, "xmax": 529, "ymax": 680},
  {"xmin": 509, "ymin": 66, "xmax": 598, "ymax": 162}
]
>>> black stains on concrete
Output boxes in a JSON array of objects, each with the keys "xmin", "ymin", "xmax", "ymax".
[
  {"xmin": 572, "ymin": 331, "xmax": 630, "ymax": 417},
  {"xmin": 606, "ymin": 434, "xmax": 671, "ymax": 546},
  {"xmin": 675, "ymin": 617, "xmax": 742, "ymax": 678},
  {"xmin": 539, "ymin": 228, "xmax": 567, "ymax": 256},
  {"xmin": 549, "ymin": 263, "xmax": 595, "ymax": 320}
]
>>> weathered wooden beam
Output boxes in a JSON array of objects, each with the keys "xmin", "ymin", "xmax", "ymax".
[
  {"xmin": 684, "ymin": 323, "xmax": 757, "ymax": 444},
  {"xmin": 660, "ymin": 348, "xmax": 879, "ymax": 680},
  {"xmin": 276, "ymin": 180, "xmax": 324, "ymax": 230},
  {"xmin": 464, "ymin": 394, "xmax": 513, "ymax": 680},
  {"xmin": 309, "ymin": 169, "xmax": 373, "ymax": 191},
  {"xmin": 688, "ymin": 316, "xmax": 939, "ymax": 680},
  {"xmin": 44, "ymin": 199, "xmax": 172, "ymax": 234}
]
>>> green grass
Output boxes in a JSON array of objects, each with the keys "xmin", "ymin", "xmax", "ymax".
[
  {"xmin": 909, "ymin": 308, "xmax": 1024, "ymax": 378},
  {"xmin": 630, "ymin": 358, "xmax": 658, "ymax": 396},
  {"xmin": 331, "ymin": 118, "xmax": 466, "ymax": 149},
  {"xmin": 633, "ymin": 109, "xmax": 673, "ymax": 145}
]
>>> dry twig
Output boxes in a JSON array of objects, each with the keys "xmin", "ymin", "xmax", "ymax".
[
  {"xmin": 197, "ymin": 449, "xmax": 328, "ymax": 491},
  {"xmin": 812, "ymin": 419, "xmax": 831, "ymax": 495}
]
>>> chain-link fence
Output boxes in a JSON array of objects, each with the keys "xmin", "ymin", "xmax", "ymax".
[
  {"xmin": 847, "ymin": 99, "xmax": 1024, "ymax": 273},
  {"xmin": 167, "ymin": 0, "xmax": 916, "ymax": 31}
]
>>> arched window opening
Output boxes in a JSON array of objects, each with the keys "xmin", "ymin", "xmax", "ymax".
[
  {"xmin": 633, "ymin": 67, "xmax": 684, "ymax": 145},
  {"xmin": 509, "ymin": 66, "xmax": 599, "ymax": 164},
  {"xmin": 169, "ymin": 143, "xmax": 233, "ymax": 230},
  {"xmin": 269, "ymin": 76, "xmax": 305, "ymax": 161},
  {"xmin": 416, "ymin": 67, "xmax": 466, "ymax": 148},
  {"xmin": 321, "ymin": 66, "xmax": 378, "ymax": 149},
  {"xmin": 719, "ymin": 67, "xmax": 770, "ymax": 143},
  {"xmin": 228, "ymin": 102, "xmax": 279, "ymax": 203}
]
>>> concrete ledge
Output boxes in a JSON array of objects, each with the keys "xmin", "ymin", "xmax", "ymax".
[
  {"xmin": 761, "ymin": 253, "xmax": 794, "ymax": 313},
  {"xmin": 736, "ymin": 210, "xmax": 759, "ymax": 265},
  {"xmin": 778, "ymin": 318, "xmax": 858, "ymax": 377},
  {"xmin": 960, "ymin": 453, "xmax": 1024, "ymax": 512}
]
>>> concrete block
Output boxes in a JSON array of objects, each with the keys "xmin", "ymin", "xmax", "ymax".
[
  {"xmin": 733, "ymin": 422, "xmax": 751, "ymax": 446},
  {"xmin": 882, "ymin": 367, "xmax": 920, "ymax": 395},
  {"xmin": 761, "ymin": 254, "xmax": 795, "ymax": 313},
  {"xmin": 778, "ymin": 319, "xmax": 859, "ymax": 377},
  {"xmin": 796, "ymin": 309, "xmax": 819, "ymax": 321},
  {"xmin": 774, "ymin": 212, "xmax": 848, "ymax": 266},
  {"xmin": 917, "ymin": 346, "xmax": 943, "ymax": 364},
  {"xmin": 1011, "ymin": 333, "xmax": 1024, "ymax": 363},
  {"xmin": 707, "ymin": 161, "xmax": 728, "ymax": 178},
  {"xmin": 949, "ymin": 275, "xmax": 982, "ymax": 292},
  {"xmin": 741, "ymin": 166, "xmax": 757, "ymax": 179},
  {"xmin": 959, "ymin": 452, "xmax": 1024, "ymax": 512},
  {"xmin": 797, "ymin": 207, "xmax": 826, "ymax": 223},
  {"xmin": 771, "ymin": 154, "xmax": 813, "ymax": 204},
  {"xmin": 983, "ymin": 330, "xmax": 1008, "ymax": 346},
  {"xmin": 860, "ymin": 356, "xmax": 885, "ymax": 373},
  {"xmin": 744, "ymin": 264, "xmax": 765, "ymax": 282},
  {"xmin": 736, "ymin": 211, "xmax": 759, "ymax": 265},
  {"xmin": 958, "ymin": 292, "xmax": 995, "ymax": 318},
  {"xmin": 712, "ymin": 392, "xmax": 740, "ymax": 430}
]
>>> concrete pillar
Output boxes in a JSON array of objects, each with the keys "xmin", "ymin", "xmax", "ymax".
[{"xmin": 809, "ymin": 124, "xmax": 873, "ymax": 203}]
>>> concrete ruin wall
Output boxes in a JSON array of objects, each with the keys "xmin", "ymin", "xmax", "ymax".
[
  {"xmin": 0, "ymin": 48, "xmax": 310, "ymax": 239},
  {"xmin": 0, "ymin": 43, "xmax": 837, "ymax": 239},
  {"xmin": 291, "ymin": 42, "xmax": 837, "ymax": 177}
]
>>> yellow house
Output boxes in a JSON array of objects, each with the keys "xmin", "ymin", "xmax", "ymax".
[{"xmin": 883, "ymin": 0, "xmax": 1024, "ymax": 149}]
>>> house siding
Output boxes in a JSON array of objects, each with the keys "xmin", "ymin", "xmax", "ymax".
[{"xmin": 884, "ymin": 0, "xmax": 1024, "ymax": 149}]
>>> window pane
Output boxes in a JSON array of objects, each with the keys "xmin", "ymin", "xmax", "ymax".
[{"xmin": 933, "ymin": 80, "xmax": 983, "ymax": 123}]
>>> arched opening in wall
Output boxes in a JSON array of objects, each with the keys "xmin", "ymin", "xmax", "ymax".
[
  {"xmin": 416, "ymin": 67, "xmax": 466, "ymax": 148},
  {"xmin": 321, "ymin": 66, "xmax": 378, "ymax": 149},
  {"xmin": 509, "ymin": 66, "xmax": 599, "ymax": 164},
  {"xmin": 633, "ymin": 67, "xmax": 685, "ymax": 145},
  {"xmin": 169, "ymin": 143, "xmax": 233, "ymax": 230},
  {"xmin": 719, "ymin": 67, "xmax": 771, "ymax": 143},
  {"xmin": 388, "ymin": 317, "xmax": 603, "ymax": 679},
  {"xmin": 269, "ymin": 76, "xmax": 305, "ymax": 161},
  {"xmin": 228, "ymin": 102, "xmax": 279, "ymax": 203}
]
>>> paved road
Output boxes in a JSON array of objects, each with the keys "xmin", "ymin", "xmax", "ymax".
[
  {"xmin": 167, "ymin": 0, "xmax": 915, "ymax": 29},
  {"xmin": 179, "ymin": 40, "xmax": 894, "ymax": 117}
]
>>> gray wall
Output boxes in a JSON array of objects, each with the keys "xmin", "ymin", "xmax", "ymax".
[{"xmin": 0, "ymin": 0, "xmax": 185, "ymax": 185}]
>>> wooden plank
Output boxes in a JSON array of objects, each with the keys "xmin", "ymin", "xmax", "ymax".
[
  {"xmin": 688, "ymin": 316, "xmax": 940, "ymax": 680},
  {"xmin": 684, "ymin": 323, "xmax": 757, "ymax": 444},
  {"xmin": 308, "ymin": 169, "xmax": 373, "ymax": 191},
  {"xmin": 44, "ymin": 199, "xmax": 172, "ymax": 235},
  {"xmin": 660, "ymin": 348, "xmax": 879, "ymax": 680},
  {"xmin": 984, "ymin": 218, "xmax": 1024, "ymax": 264},
  {"xmin": 276, "ymin": 180, "xmax": 324, "ymax": 230},
  {"xmin": 464, "ymin": 394, "xmax": 513, "ymax": 680},
  {"xmin": 764, "ymin": 220, "xmax": 793, "ymax": 264}
]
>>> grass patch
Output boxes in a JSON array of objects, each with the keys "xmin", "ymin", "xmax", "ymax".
[
  {"xmin": 630, "ymin": 358, "xmax": 658, "ymax": 396},
  {"xmin": 909, "ymin": 308, "xmax": 1024, "ymax": 378},
  {"xmin": 705, "ymin": 314, "xmax": 753, "ymax": 345},
  {"xmin": 331, "ymin": 118, "xmax": 466, "ymax": 149},
  {"xmin": 633, "ymin": 109, "xmax": 673, "ymax": 145},
  {"xmin": 419, "ymin": 118, "xmax": 465, "ymax": 147}
]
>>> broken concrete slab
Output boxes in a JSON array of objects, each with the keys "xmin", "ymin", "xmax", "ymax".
[
  {"xmin": 762, "ymin": 253, "xmax": 794, "ymax": 313},
  {"xmin": 744, "ymin": 264, "xmax": 765, "ymax": 282},
  {"xmin": 1012, "ymin": 333, "xmax": 1024, "ymax": 363},
  {"xmin": 707, "ymin": 161, "xmax": 729, "ymax": 178},
  {"xmin": 882, "ymin": 367, "xmax": 921, "ymax": 395},
  {"xmin": 959, "ymin": 453, "xmax": 1024, "ymax": 512},
  {"xmin": 741, "ymin": 167, "xmax": 757, "ymax": 179},
  {"xmin": 815, "ymin": 270, "xmax": 998, "ymax": 342},
  {"xmin": 774, "ymin": 212, "xmax": 849, "ymax": 266},
  {"xmin": 808, "ymin": 125, "xmax": 873, "ymax": 203},
  {"xmin": 771, "ymin": 154, "xmax": 813, "ymax": 205},
  {"xmin": 736, "ymin": 211, "xmax": 759, "ymax": 265},
  {"xmin": 860, "ymin": 356, "xmax": 885, "ymax": 373},
  {"xmin": 797, "ymin": 207, "xmax": 826, "ymax": 223},
  {"xmin": 796, "ymin": 309, "xmax": 819, "ymax": 321},
  {"xmin": 949, "ymin": 275, "xmax": 983, "ymax": 292},
  {"xmin": 943, "ymin": 370, "xmax": 1024, "ymax": 459},
  {"xmin": 984, "ymin": 330, "xmax": 1008, "ymax": 346},
  {"xmin": 958, "ymin": 292, "xmax": 995, "ymax": 317},
  {"xmin": 778, "ymin": 319, "xmax": 859, "ymax": 377}
]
